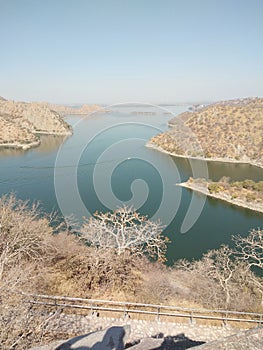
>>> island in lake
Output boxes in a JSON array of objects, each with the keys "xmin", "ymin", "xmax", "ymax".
[
  {"xmin": 178, "ymin": 177, "xmax": 263, "ymax": 214},
  {"xmin": 148, "ymin": 97, "xmax": 263, "ymax": 169}
]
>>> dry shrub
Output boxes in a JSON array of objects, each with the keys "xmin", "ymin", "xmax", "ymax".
[
  {"xmin": 0, "ymin": 194, "xmax": 56, "ymax": 280},
  {"xmin": 45, "ymin": 239, "xmax": 147, "ymax": 298},
  {"xmin": 138, "ymin": 263, "xmax": 176, "ymax": 304},
  {"xmin": 173, "ymin": 258, "xmax": 260, "ymax": 312},
  {"xmin": 0, "ymin": 195, "xmax": 59, "ymax": 349},
  {"xmin": 0, "ymin": 290, "xmax": 57, "ymax": 350}
]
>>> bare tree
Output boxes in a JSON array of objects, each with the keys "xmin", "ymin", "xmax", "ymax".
[
  {"xmin": 203, "ymin": 245, "xmax": 236, "ymax": 307},
  {"xmin": 233, "ymin": 228, "xmax": 263, "ymax": 269},
  {"xmin": 80, "ymin": 206, "xmax": 169, "ymax": 261},
  {"xmin": 175, "ymin": 246, "xmax": 237, "ymax": 308},
  {"xmin": 233, "ymin": 228, "xmax": 263, "ymax": 305}
]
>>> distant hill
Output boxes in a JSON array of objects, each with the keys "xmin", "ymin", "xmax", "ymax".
[
  {"xmin": 0, "ymin": 98, "xmax": 72, "ymax": 150},
  {"xmin": 148, "ymin": 97, "xmax": 263, "ymax": 168},
  {"xmin": 48, "ymin": 103, "xmax": 104, "ymax": 115}
]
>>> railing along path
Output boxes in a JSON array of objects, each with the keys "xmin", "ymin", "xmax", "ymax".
[{"xmin": 23, "ymin": 293, "xmax": 263, "ymax": 327}]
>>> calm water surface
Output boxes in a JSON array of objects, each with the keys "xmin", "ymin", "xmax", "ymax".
[{"xmin": 0, "ymin": 105, "xmax": 262, "ymax": 264}]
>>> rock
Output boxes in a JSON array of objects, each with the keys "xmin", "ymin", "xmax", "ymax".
[
  {"xmin": 55, "ymin": 325, "xmax": 130, "ymax": 350},
  {"xmin": 190, "ymin": 326, "xmax": 263, "ymax": 350},
  {"xmin": 127, "ymin": 337, "xmax": 163, "ymax": 350}
]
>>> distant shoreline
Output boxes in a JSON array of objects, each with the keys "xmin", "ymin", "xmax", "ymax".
[
  {"xmin": 146, "ymin": 142, "xmax": 263, "ymax": 170},
  {"xmin": 0, "ymin": 130, "xmax": 71, "ymax": 151},
  {"xmin": 0, "ymin": 139, "xmax": 41, "ymax": 150},
  {"xmin": 177, "ymin": 182, "xmax": 263, "ymax": 214}
]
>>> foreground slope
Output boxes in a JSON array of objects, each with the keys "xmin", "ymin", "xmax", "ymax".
[{"xmin": 148, "ymin": 97, "xmax": 263, "ymax": 168}]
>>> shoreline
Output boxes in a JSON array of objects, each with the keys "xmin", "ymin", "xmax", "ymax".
[
  {"xmin": 0, "ymin": 139, "xmax": 41, "ymax": 150},
  {"xmin": 34, "ymin": 130, "xmax": 72, "ymax": 136},
  {"xmin": 177, "ymin": 182, "xmax": 263, "ymax": 214},
  {"xmin": 0, "ymin": 130, "xmax": 72, "ymax": 151},
  {"xmin": 146, "ymin": 142, "xmax": 263, "ymax": 170}
]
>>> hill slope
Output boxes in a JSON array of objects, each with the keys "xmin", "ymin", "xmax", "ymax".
[
  {"xmin": 0, "ymin": 98, "xmax": 72, "ymax": 149},
  {"xmin": 48, "ymin": 103, "xmax": 103, "ymax": 115},
  {"xmin": 148, "ymin": 97, "xmax": 263, "ymax": 168}
]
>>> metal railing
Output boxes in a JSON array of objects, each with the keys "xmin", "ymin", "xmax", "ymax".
[{"xmin": 23, "ymin": 293, "xmax": 263, "ymax": 326}]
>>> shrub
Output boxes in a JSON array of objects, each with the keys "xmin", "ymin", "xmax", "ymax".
[{"xmin": 208, "ymin": 183, "xmax": 224, "ymax": 193}]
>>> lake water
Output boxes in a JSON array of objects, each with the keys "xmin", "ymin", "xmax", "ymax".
[{"xmin": 1, "ymin": 105, "xmax": 262, "ymax": 264}]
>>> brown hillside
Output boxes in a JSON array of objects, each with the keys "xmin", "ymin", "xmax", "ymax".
[
  {"xmin": 48, "ymin": 103, "xmax": 104, "ymax": 115},
  {"xmin": 0, "ymin": 113, "xmax": 40, "ymax": 149},
  {"xmin": 0, "ymin": 98, "xmax": 72, "ymax": 150},
  {"xmin": 149, "ymin": 97, "xmax": 263, "ymax": 168}
]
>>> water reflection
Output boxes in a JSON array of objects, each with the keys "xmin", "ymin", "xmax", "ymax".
[
  {"xmin": 171, "ymin": 156, "xmax": 263, "ymax": 183},
  {"xmin": 0, "ymin": 134, "xmax": 67, "ymax": 158},
  {"xmin": 35, "ymin": 135, "xmax": 69, "ymax": 154}
]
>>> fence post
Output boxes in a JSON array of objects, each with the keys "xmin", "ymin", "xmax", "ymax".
[
  {"xmin": 156, "ymin": 307, "xmax": 160, "ymax": 322},
  {"xmin": 223, "ymin": 312, "xmax": 228, "ymax": 327},
  {"xmin": 190, "ymin": 311, "xmax": 194, "ymax": 324},
  {"xmin": 123, "ymin": 304, "xmax": 127, "ymax": 319}
]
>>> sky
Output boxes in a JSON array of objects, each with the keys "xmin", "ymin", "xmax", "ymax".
[{"xmin": 0, "ymin": 0, "xmax": 263, "ymax": 104}]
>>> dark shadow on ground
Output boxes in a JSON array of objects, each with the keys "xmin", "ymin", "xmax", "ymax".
[{"xmin": 125, "ymin": 332, "xmax": 205, "ymax": 350}]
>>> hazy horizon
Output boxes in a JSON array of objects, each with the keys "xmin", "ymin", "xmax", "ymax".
[{"xmin": 1, "ymin": 0, "xmax": 263, "ymax": 104}]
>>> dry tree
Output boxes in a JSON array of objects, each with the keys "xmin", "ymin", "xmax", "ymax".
[{"xmin": 80, "ymin": 206, "xmax": 169, "ymax": 262}]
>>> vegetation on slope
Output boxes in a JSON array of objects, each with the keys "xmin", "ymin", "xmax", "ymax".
[
  {"xmin": 149, "ymin": 97, "xmax": 263, "ymax": 167},
  {"xmin": 0, "ymin": 97, "xmax": 72, "ymax": 149},
  {"xmin": 0, "ymin": 195, "xmax": 262, "ymax": 348},
  {"xmin": 180, "ymin": 177, "xmax": 263, "ymax": 213},
  {"xmin": 0, "ymin": 113, "xmax": 40, "ymax": 148}
]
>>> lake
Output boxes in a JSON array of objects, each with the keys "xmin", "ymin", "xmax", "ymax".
[{"xmin": 1, "ymin": 104, "xmax": 262, "ymax": 264}]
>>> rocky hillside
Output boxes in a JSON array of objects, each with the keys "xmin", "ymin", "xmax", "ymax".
[
  {"xmin": 0, "ymin": 97, "xmax": 72, "ymax": 150},
  {"xmin": 149, "ymin": 97, "xmax": 263, "ymax": 168},
  {"xmin": 0, "ymin": 113, "xmax": 40, "ymax": 149}
]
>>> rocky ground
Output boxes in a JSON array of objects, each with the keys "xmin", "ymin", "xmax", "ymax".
[{"xmin": 28, "ymin": 312, "xmax": 262, "ymax": 349}]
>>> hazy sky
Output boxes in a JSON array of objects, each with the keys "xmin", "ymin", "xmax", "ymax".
[{"xmin": 0, "ymin": 0, "xmax": 263, "ymax": 104}]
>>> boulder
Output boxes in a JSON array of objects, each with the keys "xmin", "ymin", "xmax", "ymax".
[
  {"xmin": 55, "ymin": 325, "xmax": 130, "ymax": 350},
  {"xmin": 190, "ymin": 326, "xmax": 263, "ymax": 350},
  {"xmin": 127, "ymin": 337, "xmax": 163, "ymax": 350}
]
